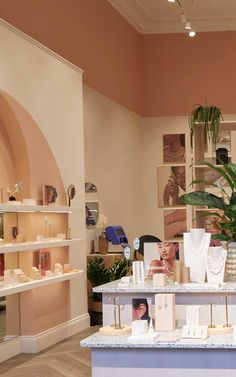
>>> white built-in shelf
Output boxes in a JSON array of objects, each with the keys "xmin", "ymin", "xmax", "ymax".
[
  {"xmin": 0, "ymin": 238, "xmax": 82, "ymax": 254},
  {"xmin": 0, "ymin": 204, "xmax": 82, "ymax": 213},
  {"xmin": 0, "ymin": 270, "xmax": 83, "ymax": 298}
]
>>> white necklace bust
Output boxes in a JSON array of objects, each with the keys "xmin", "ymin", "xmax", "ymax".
[{"xmin": 184, "ymin": 228, "xmax": 211, "ymax": 283}]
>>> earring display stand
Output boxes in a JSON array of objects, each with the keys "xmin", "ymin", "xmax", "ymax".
[
  {"xmin": 182, "ymin": 305, "xmax": 208, "ymax": 339},
  {"xmin": 155, "ymin": 293, "xmax": 175, "ymax": 331},
  {"xmin": 128, "ymin": 319, "xmax": 158, "ymax": 343},
  {"xmin": 99, "ymin": 298, "xmax": 131, "ymax": 336},
  {"xmin": 208, "ymin": 300, "xmax": 233, "ymax": 335}
]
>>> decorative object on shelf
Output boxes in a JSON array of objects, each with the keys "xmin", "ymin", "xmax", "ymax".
[
  {"xmin": 189, "ymin": 100, "xmax": 223, "ymax": 149},
  {"xmin": 216, "ymin": 148, "xmax": 228, "ymax": 165},
  {"xmin": 132, "ymin": 261, "xmax": 145, "ymax": 284},
  {"xmin": 42, "ymin": 185, "xmax": 58, "ymax": 205},
  {"xmin": 14, "ymin": 181, "xmax": 23, "ymax": 202},
  {"xmin": 181, "ymin": 161, "xmax": 236, "ymax": 281},
  {"xmin": 97, "ymin": 213, "xmax": 109, "ymax": 254},
  {"xmin": 66, "ymin": 184, "xmax": 76, "ymax": 206}
]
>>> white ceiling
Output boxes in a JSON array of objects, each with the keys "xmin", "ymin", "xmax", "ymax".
[{"xmin": 108, "ymin": 0, "xmax": 236, "ymax": 34}]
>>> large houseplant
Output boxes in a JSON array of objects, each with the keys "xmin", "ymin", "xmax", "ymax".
[
  {"xmin": 87, "ymin": 257, "xmax": 131, "ymax": 324},
  {"xmin": 189, "ymin": 101, "xmax": 223, "ymax": 148},
  {"xmin": 181, "ymin": 160, "xmax": 236, "ymax": 280}
]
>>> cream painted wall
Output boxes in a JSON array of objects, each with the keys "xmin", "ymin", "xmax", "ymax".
[
  {"xmin": 83, "ymin": 85, "xmax": 143, "ymax": 245},
  {"xmin": 0, "ymin": 19, "xmax": 88, "ymax": 335},
  {"xmin": 141, "ymin": 116, "xmax": 190, "ymax": 241}
]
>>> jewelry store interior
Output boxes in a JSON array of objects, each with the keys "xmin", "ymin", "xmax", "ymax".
[{"xmin": 1, "ymin": 1, "xmax": 236, "ymax": 376}]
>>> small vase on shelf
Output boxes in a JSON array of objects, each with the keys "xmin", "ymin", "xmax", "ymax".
[{"xmin": 98, "ymin": 231, "xmax": 108, "ymax": 255}]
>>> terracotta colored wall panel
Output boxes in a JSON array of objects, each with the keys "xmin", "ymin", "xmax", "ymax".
[{"xmin": 0, "ymin": 0, "xmax": 142, "ymax": 114}]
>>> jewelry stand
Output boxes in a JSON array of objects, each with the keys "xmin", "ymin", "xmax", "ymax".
[
  {"xmin": 182, "ymin": 305, "xmax": 208, "ymax": 339},
  {"xmin": 128, "ymin": 319, "xmax": 158, "ymax": 343},
  {"xmin": 184, "ymin": 228, "xmax": 211, "ymax": 283},
  {"xmin": 155, "ymin": 293, "xmax": 175, "ymax": 331},
  {"xmin": 208, "ymin": 300, "xmax": 233, "ymax": 335},
  {"xmin": 99, "ymin": 297, "xmax": 131, "ymax": 336},
  {"xmin": 206, "ymin": 246, "xmax": 227, "ymax": 284}
]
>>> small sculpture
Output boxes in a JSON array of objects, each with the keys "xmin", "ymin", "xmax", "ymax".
[{"xmin": 66, "ymin": 184, "xmax": 76, "ymax": 206}]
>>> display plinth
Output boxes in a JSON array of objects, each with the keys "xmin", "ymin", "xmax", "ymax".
[
  {"xmin": 208, "ymin": 325, "xmax": 233, "ymax": 335},
  {"xmin": 99, "ymin": 325, "xmax": 131, "ymax": 336}
]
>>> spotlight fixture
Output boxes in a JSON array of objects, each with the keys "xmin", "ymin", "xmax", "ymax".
[
  {"xmin": 189, "ymin": 30, "xmax": 196, "ymax": 37},
  {"xmin": 180, "ymin": 12, "xmax": 187, "ymax": 23},
  {"xmin": 185, "ymin": 21, "xmax": 191, "ymax": 30},
  {"xmin": 168, "ymin": 0, "xmax": 176, "ymax": 2}
]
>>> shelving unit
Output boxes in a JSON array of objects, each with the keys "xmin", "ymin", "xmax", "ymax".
[{"xmin": 0, "ymin": 270, "xmax": 83, "ymax": 297}]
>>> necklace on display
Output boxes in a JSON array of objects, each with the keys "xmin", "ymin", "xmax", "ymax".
[
  {"xmin": 207, "ymin": 250, "xmax": 225, "ymax": 275},
  {"xmin": 188, "ymin": 233, "xmax": 207, "ymax": 256},
  {"xmin": 162, "ymin": 260, "xmax": 174, "ymax": 277}
]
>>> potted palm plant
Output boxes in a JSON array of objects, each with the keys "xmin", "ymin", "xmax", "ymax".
[
  {"xmin": 189, "ymin": 101, "xmax": 223, "ymax": 149},
  {"xmin": 181, "ymin": 161, "xmax": 236, "ymax": 280}
]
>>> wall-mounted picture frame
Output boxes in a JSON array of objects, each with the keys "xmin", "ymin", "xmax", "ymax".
[
  {"xmin": 216, "ymin": 130, "xmax": 231, "ymax": 152},
  {"xmin": 86, "ymin": 201, "xmax": 99, "ymax": 226},
  {"xmin": 163, "ymin": 134, "xmax": 185, "ymax": 163},
  {"xmin": 42, "ymin": 185, "xmax": 58, "ymax": 205},
  {"xmin": 164, "ymin": 209, "xmax": 187, "ymax": 240},
  {"xmin": 132, "ymin": 298, "xmax": 152, "ymax": 324},
  {"xmin": 157, "ymin": 165, "xmax": 186, "ymax": 207}
]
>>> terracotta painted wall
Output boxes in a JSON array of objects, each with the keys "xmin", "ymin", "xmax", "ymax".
[
  {"xmin": 141, "ymin": 31, "xmax": 236, "ymax": 117},
  {"xmin": 0, "ymin": 0, "xmax": 142, "ymax": 115},
  {"xmin": 1, "ymin": 2, "xmax": 236, "ymax": 117}
]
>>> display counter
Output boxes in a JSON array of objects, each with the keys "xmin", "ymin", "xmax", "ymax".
[
  {"xmin": 81, "ymin": 280, "xmax": 236, "ymax": 376},
  {"xmin": 81, "ymin": 331, "xmax": 236, "ymax": 377}
]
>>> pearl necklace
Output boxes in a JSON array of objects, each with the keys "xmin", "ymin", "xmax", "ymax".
[
  {"xmin": 207, "ymin": 249, "xmax": 225, "ymax": 275},
  {"xmin": 188, "ymin": 233, "xmax": 207, "ymax": 256}
]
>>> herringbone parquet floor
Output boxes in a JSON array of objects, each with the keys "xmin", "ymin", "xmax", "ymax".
[{"xmin": 0, "ymin": 326, "xmax": 97, "ymax": 377}]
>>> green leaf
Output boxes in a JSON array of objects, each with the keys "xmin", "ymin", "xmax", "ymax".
[
  {"xmin": 180, "ymin": 191, "xmax": 226, "ymax": 210},
  {"xmin": 212, "ymin": 234, "xmax": 230, "ymax": 241}
]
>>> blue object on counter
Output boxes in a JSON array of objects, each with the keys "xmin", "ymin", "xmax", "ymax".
[{"xmin": 105, "ymin": 226, "xmax": 128, "ymax": 245}]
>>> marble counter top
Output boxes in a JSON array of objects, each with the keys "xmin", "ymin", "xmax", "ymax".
[
  {"xmin": 81, "ymin": 330, "xmax": 236, "ymax": 349},
  {"xmin": 93, "ymin": 280, "xmax": 236, "ymax": 294}
]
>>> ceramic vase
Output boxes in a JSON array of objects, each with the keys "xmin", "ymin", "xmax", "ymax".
[
  {"xmin": 98, "ymin": 231, "xmax": 108, "ymax": 255},
  {"xmin": 225, "ymin": 241, "xmax": 236, "ymax": 281}
]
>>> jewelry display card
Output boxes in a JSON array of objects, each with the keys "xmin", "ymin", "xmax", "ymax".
[
  {"xmin": 206, "ymin": 246, "xmax": 227, "ymax": 284},
  {"xmin": 155, "ymin": 293, "xmax": 175, "ymax": 332},
  {"xmin": 182, "ymin": 325, "xmax": 208, "ymax": 339}
]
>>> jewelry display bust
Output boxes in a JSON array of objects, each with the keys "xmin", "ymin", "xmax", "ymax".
[
  {"xmin": 184, "ymin": 228, "xmax": 211, "ymax": 283},
  {"xmin": 207, "ymin": 246, "xmax": 227, "ymax": 284}
]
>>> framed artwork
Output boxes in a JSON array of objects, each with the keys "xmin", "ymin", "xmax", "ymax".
[
  {"xmin": 157, "ymin": 165, "xmax": 186, "ymax": 207},
  {"xmin": 42, "ymin": 185, "xmax": 57, "ymax": 205},
  {"xmin": 163, "ymin": 134, "xmax": 185, "ymax": 163},
  {"xmin": 86, "ymin": 201, "xmax": 99, "ymax": 226},
  {"xmin": 216, "ymin": 130, "xmax": 231, "ymax": 152},
  {"xmin": 164, "ymin": 209, "xmax": 187, "ymax": 240}
]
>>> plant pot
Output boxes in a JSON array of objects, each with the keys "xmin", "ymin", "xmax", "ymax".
[
  {"xmin": 225, "ymin": 241, "xmax": 236, "ymax": 281},
  {"xmin": 98, "ymin": 232, "xmax": 108, "ymax": 255}
]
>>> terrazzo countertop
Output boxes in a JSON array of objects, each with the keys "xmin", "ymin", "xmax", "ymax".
[
  {"xmin": 81, "ymin": 330, "xmax": 236, "ymax": 349},
  {"xmin": 93, "ymin": 280, "xmax": 236, "ymax": 294}
]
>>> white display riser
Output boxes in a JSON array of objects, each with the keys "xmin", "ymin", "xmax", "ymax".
[{"xmin": 0, "ymin": 204, "xmax": 82, "ymax": 213}]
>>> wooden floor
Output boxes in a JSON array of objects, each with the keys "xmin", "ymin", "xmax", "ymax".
[{"xmin": 0, "ymin": 326, "xmax": 98, "ymax": 377}]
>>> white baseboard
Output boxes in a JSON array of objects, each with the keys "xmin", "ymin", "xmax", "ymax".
[
  {"xmin": 0, "ymin": 337, "xmax": 21, "ymax": 363},
  {"xmin": 21, "ymin": 313, "xmax": 90, "ymax": 353}
]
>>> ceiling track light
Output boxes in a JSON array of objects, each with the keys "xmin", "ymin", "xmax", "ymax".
[
  {"xmin": 168, "ymin": 0, "xmax": 176, "ymax": 3},
  {"xmin": 180, "ymin": 12, "xmax": 187, "ymax": 23},
  {"xmin": 189, "ymin": 30, "xmax": 196, "ymax": 37},
  {"xmin": 185, "ymin": 21, "xmax": 191, "ymax": 30}
]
